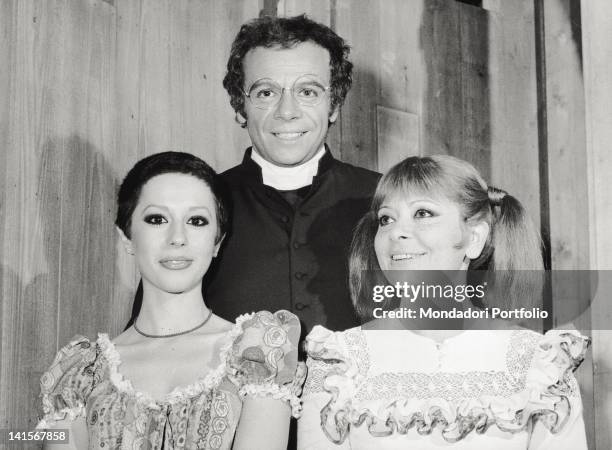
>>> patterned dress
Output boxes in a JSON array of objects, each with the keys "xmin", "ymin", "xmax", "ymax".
[
  {"xmin": 38, "ymin": 311, "xmax": 304, "ymax": 449},
  {"xmin": 298, "ymin": 327, "xmax": 590, "ymax": 450}
]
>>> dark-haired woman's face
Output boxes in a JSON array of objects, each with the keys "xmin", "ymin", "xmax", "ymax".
[{"xmin": 121, "ymin": 173, "xmax": 220, "ymax": 295}]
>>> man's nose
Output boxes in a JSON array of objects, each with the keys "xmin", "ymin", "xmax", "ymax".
[
  {"xmin": 274, "ymin": 88, "xmax": 302, "ymax": 120},
  {"xmin": 168, "ymin": 222, "xmax": 187, "ymax": 246}
]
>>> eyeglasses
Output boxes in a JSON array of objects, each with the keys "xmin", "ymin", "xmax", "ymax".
[{"xmin": 243, "ymin": 75, "xmax": 331, "ymax": 109}]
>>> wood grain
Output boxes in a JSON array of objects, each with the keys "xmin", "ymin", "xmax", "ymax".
[
  {"xmin": 332, "ymin": 0, "xmax": 378, "ymax": 170},
  {"xmin": 279, "ymin": 0, "xmax": 331, "ymax": 25},
  {"xmin": 376, "ymin": 106, "xmax": 419, "ymax": 172},
  {"xmin": 582, "ymin": 0, "xmax": 612, "ymax": 447},
  {"xmin": 487, "ymin": 0, "xmax": 541, "ymax": 229},
  {"xmin": 1, "ymin": 0, "xmax": 608, "ymax": 442},
  {"xmin": 1, "ymin": 0, "xmax": 62, "ymax": 431},
  {"xmin": 539, "ymin": 0, "xmax": 593, "ymax": 446},
  {"xmin": 0, "ymin": 0, "xmax": 262, "ymax": 431}
]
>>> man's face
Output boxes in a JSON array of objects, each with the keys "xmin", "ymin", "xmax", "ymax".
[{"xmin": 241, "ymin": 41, "xmax": 338, "ymax": 167}]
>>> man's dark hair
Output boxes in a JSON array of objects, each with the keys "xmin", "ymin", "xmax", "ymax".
[{"xmin": 223, "ymin": 14, "xmax": 353, "ymax": 125}]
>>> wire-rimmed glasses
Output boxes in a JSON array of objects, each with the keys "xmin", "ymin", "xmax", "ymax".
[{"xmin": 243, "ymin": 75, "xmax": 331, "ymax": 109}]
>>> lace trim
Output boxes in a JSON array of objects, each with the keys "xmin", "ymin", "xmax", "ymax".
[
  {"xmin": 506, "ymin": 330, "xmax": 540, "ymax": 382},
  {"xmin": 239, "ymin": 383, "xmax": 302, "ymax": 417},
  {"xmin": 36, "ymin": 405, "xmax": 86, "ymax": 430},
  {"xmin": 355, "ymin": 331, "xmax": 539, "ymax": 401},
  {"xmin": 308, "ymin": 328, "xmax": 589, "ymax": 444},
  {"xmin": 303, "ymin": 326, "xmax": 368, "ymax": 395},
  {"xmin": 37, "ymin": 336, "xmax": 96, "ymax": 428},
  {"xmin": 97, "ymin": 316, "xmax": 251, "ymax": 409},
  {"xmin": 344, "ymin": 328, "xmax": 371, "ymax": 377},
  {"xmin": 303, "ymin": 358, "xmax": 331, "ymax": 395}
]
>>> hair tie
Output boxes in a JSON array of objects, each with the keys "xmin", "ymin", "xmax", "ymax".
[{"xmin": 488, "ymin": 186, "xmax": 507, "ymax": 207}]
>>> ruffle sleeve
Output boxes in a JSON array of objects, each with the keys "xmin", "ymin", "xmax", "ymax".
[
  {"xmin": 519, "ymin": 329, "xmax": 590, "ymax": 433},
  {"xmin": 227, "ymin": 310, "xmax": 304, "ymax": 417},
  {"xmin": 302, "ymin": 325, "xmax": 363, "ymax": 445},
  {"xmin": 37, "ymin": 335, "xmax": 98, "ymax": 429},
  {"xmin": 302, "ymin": 328, "xmax": 591, "ymax": 445}
]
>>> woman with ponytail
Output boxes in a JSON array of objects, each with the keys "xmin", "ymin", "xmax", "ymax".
[{"xmin": 298, "ymin": 155, "xmax": 589, "ymax": 449}]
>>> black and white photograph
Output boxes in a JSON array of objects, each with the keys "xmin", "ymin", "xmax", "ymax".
[{"xmin": 1, "ymin": 0, "xmax": 611, "ymax": 448}]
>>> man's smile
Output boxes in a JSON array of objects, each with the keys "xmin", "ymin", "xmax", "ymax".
[{"xmin": 272, "ymin": 131, "xmax": 308, "ymax": 140}]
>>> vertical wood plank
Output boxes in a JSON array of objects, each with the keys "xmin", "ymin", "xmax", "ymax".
[
  {"xmin": 209, "ymin": 0, "xmax": 260, "ymax": 172},
  {"xmin": 488, "ymin": 0, "xmax": 540, "ymax": 228},
  {"xmin": 376, "ymin": 106, "xmax": 419, "ymax": 172},
  {"xmin": 332, "ymin": 0, "xmax": 378, "ymax": 170},
  {"xmin": 544, "ymin": 0, "xmax": 588, "ymax": 270},
  {"xmin": 279, "ymin": 0, "xmax": 331, "ymax": 24},
  {"xmin": 420, "ymin": 1, "xmax": 491, "ymax": 178},
  {"xmin": 47, "ymin": 0, "xmax": 118, "ymax": 349},
  {"xmin": 378, "ymin": 0, "xmax": 424, "ymax": 114},
  {"xmin": 458, "ymin": 4, "xmax": 490, "ymax": 179},
  {"xmin": 539, "ymin": 0, "xmax": 593, "ymax": 445},
  {"xmin": 112, "ymin": 0, "xmax": 145, "ymax": 334},
  {"xmin": 1, "ymin": 0, "xmax": 63, "ymax": 431},
  {"xmin": 582, "ymin": 0, "xmax": 612, "ymax": 447},
  {"xmin": 421, "ymin": 0, "xmax": 463, "ymax": 159},
  {"xmin": 376, "ymin": 0, "xmax": 425, "ymax": 169}
]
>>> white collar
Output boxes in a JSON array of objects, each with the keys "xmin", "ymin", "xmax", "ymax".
[{"xmin": 251, "ymin": 147, "xmax": 326, "ymax": 190}]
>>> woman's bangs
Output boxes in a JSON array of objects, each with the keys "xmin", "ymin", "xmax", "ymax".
[{"xmin": 374, "ymin": 158, "xmax": 454, "ymax": 207}]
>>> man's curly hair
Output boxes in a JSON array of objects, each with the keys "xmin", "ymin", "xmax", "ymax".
[{"xmin": 223, "ymin": 15, "xmax": 353, "ymax": 126}]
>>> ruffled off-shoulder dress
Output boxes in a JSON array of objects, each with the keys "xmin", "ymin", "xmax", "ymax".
[
  {"xmin": 38, "ymin": 311, "xmax": 304, "ymax": 449},
  {"xmin": 298, "ymin": 327, "xmax": 590, "ymax": 450}
]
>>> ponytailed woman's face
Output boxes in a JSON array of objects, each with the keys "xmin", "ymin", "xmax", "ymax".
[
  {"xmin": 121, "ymin": 173, "xmax": 221, "ymax": 295},
  {"xmin": 374, "ymin": 192, "xmax": 476, "ymax": 271}
]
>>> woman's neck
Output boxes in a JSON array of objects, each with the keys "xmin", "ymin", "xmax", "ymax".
[{"xmin": 135, "ymin": 282, "xmax": 210, "ymax": 335}]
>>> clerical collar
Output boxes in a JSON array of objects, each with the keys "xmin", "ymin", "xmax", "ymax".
[{"xmin": 250, "ymin": 147, "xmax": 326, "ymax": 190}]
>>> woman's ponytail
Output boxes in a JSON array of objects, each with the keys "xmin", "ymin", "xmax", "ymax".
[{"xmin": 486, "ymin": 186, "xmax": 543, "ymax": 271}]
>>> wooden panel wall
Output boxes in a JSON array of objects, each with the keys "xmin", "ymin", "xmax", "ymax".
[
  {"xmin": 0, "ymin": 0, "xmax": 260, "ymax": 433},
  {"xmin": 1, "ymin": 0, "xmax": 608, "ymax": 443},
  {"xmin": 582, "ymin": 1, "xmax": 612, "ymax": 448},
  {"xmin": 537, "ymin": 0, "xmax": 594, "ymax": 446},
  {"xmin": 487, "ymin": 0, "xmax": 541, "ymax": 228}
]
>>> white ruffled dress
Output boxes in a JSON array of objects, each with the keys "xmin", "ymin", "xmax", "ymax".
[{"xmin": 298, "ymin": 327, "xmax": 589, "ymax": 450}]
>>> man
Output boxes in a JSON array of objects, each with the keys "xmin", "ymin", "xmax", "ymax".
[{"xmin": 206, "ymin": 15, "xmax": 380, "ymax": 333}]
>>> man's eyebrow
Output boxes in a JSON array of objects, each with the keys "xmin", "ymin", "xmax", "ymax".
[{"xmin": 248, "ymin": 78, "xmax": 276, "ymax": 87}]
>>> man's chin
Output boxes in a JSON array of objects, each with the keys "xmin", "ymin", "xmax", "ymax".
[{"xmin": 270, "ymin": 148, "xmax": 322, "ymax": 167}]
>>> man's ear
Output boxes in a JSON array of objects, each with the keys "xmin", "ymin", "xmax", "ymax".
[
  {"xmin": 236, "ymin": 112, "xmax": 247, "ymax": 125},
  {"xmin": 465, "ymin": 221, "xmax": 490, "ymax": 260},
  {"xmin": 213, "ymin": 234, "xmax": 226, "ymax": 257},
  {"xmin": 116, "ymin": 226, "xmax": 134, "ymax": 255},
  {"xmin": 329, "ymin": 106, "xmax": 339, "ymax": 124}
]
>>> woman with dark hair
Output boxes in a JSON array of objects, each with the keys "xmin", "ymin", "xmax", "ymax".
[
  {"xmin": 38, "ymin": 152, "xmax": 303, "ymax": 449},
  {"xmin": 298, "ymin": 155, "xmax": 589, "ymax": 449}
]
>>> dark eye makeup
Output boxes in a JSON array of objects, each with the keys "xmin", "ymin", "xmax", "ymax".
[
  {"xmin": 143, "ymin": 214, "xmax": 167, "ymax": 225},
  {"xmin": 187, "ymin": 216, "xmax": 209, "ymax": 227},
  {"xmin": 143, "ymin": 214, "xmax": 209, "ymax": 227}
]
